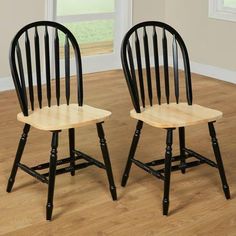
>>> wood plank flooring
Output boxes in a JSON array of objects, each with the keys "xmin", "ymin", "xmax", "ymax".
[{"xmin": 0, "ymin": 69, "xmax": 236, "ymax": 235}]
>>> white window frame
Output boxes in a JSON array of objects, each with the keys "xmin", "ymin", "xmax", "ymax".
[
  {"xmin": 209, "ymin": 0, "xmax": 236, "ymax": 22},
  {"xmin": 45, "ymin": 0, "xmax": 133, "ymax": 73}
]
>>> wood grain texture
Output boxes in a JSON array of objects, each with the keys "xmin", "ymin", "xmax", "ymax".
[
  {"xmin": 60, "ymin": 41, "xmax": 113, "ymax": 58},
  {"xmin": 130, "ymin": 103, "xmax": 222, "ymax": 128},
  {"xmin": 17, "ymin": 104, "xmax": 111, "ymax": 131},
  {"xmin": 0, "ymin": 69, "xmax": 236, "ymax": 235}
]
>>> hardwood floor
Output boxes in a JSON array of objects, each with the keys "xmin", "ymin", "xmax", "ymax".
[
  {"xmin": 60, "ymin": 41, "xmax": 113, "ymax": 57},
  {"xmin": 0, "ymin": 69, "xmax": 236, "ymax": 235}
]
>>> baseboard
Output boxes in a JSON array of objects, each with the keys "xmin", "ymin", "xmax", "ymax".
[
  {"xmin": 190, "ymin": 61, "xmax": 236, "ymax": 84},
  {"xmin": 0, "ymin": 74, "xmax": 46, "ymax": 92},
  {"xmin": 0, "ymin": 62, "xmax": 235, "ymax": 92},
  {"xmin": 0, "ymin": 76, "xmax": 14, "ymax": 92},
  {"xmin": 151, "ymin": 56, "xmax": 236, "ymax": 84}
]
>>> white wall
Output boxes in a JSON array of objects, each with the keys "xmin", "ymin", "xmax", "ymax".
[
  {"xmin": 0, "ymin": 0, "xmax": 45, "ymax": 78},
  {"xmin": 133, "ymin": 0, "xmax": 165, "ymax": 24}
]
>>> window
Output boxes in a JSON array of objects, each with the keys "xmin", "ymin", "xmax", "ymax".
[
  {"xmin": 46, "ymin": 0, "xmax": 132, "ymax": 73},
  {"xmin": 55, "ymin": 0, "xmax": 116, "ymax": 56},
  {"xmin": 209, "ymin": 0, "xmax": 236, "ymax": 22}
]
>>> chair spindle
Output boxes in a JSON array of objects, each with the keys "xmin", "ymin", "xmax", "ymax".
[
  {"xmin": 34, "ymin": 27, "xmax": 42, "ymax": 108},
  {"xmin": 153, "ymin": 27, "xmax": 161, "ymax": 105},
  {"xmin": 16, "ymin": 43, "xmax": 28, "ymax": 111},
  {"xmin": 25, "ymin": 31, "xmax": 34, "ymax": 110},
  {"xmin": 143, "ymin": 27, "xmax": 153, "ymax": 106},
  {"xmin": 162, "ymin": 29, "xmax": 170, "ymax": 104},
  {"xmin": 172, "ymin": 35, "xmax": 179, "ymax": 104},
  {"xmin": 122, "ymin": 43, "xmax": 140, "ymax": 113},
  {"xmin": 127, "ymin": 41, "xmax": 139, "ymax": 100},
  {"xmin": 65, "ymin": 35, "xmax": 70, "ymax": 105},
  {"xmin": 74, "ymin": 50, "xmax": 83, "ymax": 106},
  {"xmin": 54, "ymin": 29, "xmax": 60, "ymax": 106},
  {"xmin": 44, "ymin": 26, "xmax": 51, "ymax": 107},
  {"xmin": 135, "ymin": 30, "xmax": 145, "ymax": 108},
  {"xmin": 182, "ymin": 50, "xmax": 193, "ymax": 105}
]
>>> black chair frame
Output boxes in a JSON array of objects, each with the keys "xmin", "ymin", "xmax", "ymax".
[
  {"xmin": 120, "ymin": 21, "xmax": 230, "ymax": 215},
  {"xmin": 6, "ymin": 21, "xmax": 117, "ymax": 220}
]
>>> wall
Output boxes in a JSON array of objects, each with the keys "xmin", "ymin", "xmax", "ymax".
[
  {"xmin": 164, "ymin": 0, "xmax": 236, "ymax": 82},
  {"xmin": 0, "ymin": 0, "xmax": 45, "ymax": 78},
  {"xmin": 132, "ymin": 0, "xmax": 165, "ymax": 24}
]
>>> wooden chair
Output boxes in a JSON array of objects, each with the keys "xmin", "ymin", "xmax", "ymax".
[
  {"xmin": 120, "ymin": 21, "xmax": 230, "ymax": 215},
  {"xmin": 7, "ymin": 21, "xmax": 117, "ymax": 220}
]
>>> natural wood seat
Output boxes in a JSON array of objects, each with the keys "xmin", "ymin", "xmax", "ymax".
[
  {"xmin": 17, "ymin": 104, "xmax": 112, "ymax": 131},
  {"xmin": 130, "ymin": 103, "xmax": 222, "ymax": 128}
]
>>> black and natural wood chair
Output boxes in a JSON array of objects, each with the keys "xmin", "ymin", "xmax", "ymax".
[
  {"xmin": 7, "ymin": 21, "xmax": 117, "ymax": 220},
  {"xmin": 120, "ymin": 21, "xmax": 230, "ymax": 215}
]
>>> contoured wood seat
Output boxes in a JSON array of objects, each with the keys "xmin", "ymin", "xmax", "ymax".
[
  {"xmin": 120, "ymin": 21, "xmax": 230, "ymax": 216},
  {"xmin": 17, "ymin": 104, "xmax": 111, "ymax": 131},
  {"xmin": 130, "ymin": 103, "xmax": 222, "ymax": 128},
  {"xmin": 7, "ymin": 21, "xmax": 117, "ymax": 221}
]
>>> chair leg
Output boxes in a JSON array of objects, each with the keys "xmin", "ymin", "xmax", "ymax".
[
  {"xmin": 96, "ymin": 122, "xmax": 117, "ymax": 201},
  {"xmin": 121, "ymin": 120, "xmax": 143, "ymax": 187},
  {"xmin": 69, "ymin": 128, "xmax": 75, "ymax": 176},
  {"xmin": 179, "ymin": 127, "xmax": 186, "ymax": 174},
  {"xmin": 163, "ymin": 128, "xmax": 174, "ymax": 216},
  {"xmin": 6, "ymin": 124, "xmax": 30, "ymax": 193},
  {"xmin": 208, "ymin": 122, "xmax": 230, "ymax": 199},
  {"xmin": 46, "ymin": 131, "xmax": 59, "ymax": 221}
]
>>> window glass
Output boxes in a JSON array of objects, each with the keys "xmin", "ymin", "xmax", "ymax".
[
  {"xmin": 57, "ymin": 0, "xmax": 115, "ymax": 16},
  {"xmin": 223, "ymin": 0, "xmax": 236, "ymax": 8},
  {"xmin": 224, "ymin": 0, "xmax": 236, "ymax": 8},
  {"xmin": 63, "ymin": 20, "xmax": 114, "ymax": 44},
  {"xmin": 59, "ymin": 20, "xmax": 114, "ymax": 55}
]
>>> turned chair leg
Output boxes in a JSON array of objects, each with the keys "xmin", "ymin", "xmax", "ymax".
[
  {"xmin": 69, "ymin": 128, "xmax": 75, "ymax": 176},
  {"xmin": 46, "ymin": 131, "xmax": 59, "ymax": 221},
  {"xmin": 121, "ymin": 120, "xmax": 143, "ymax": 187},
  {"xmin": 6, "ymin": 124, "xmax": 31, "ymax": 193},
  {"xmin": 179, "ymin": 127, "xmax": 186, "ymax": 174},
  {"xmin": 163, "ymin": 128, "xmax": 174, "ymax": 216},
  {"xmin": 96, "ymin": 122, "xmax": 117, "ymax": 201},
  {"xmin": 208, "ymin": 122, "xmax": 230, "ymax": 199}
]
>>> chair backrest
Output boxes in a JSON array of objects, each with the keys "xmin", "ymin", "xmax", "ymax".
[
  {"xmin": 121, "ymin": 21, "xmax": 192, "ymax": 113},
  {"xmin": 10, "ymin": 21, "xmax": 83, "ymax": 116}
]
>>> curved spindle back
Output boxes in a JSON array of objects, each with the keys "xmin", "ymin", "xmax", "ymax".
[
  {"xmin": 10, "ymin": 21, "xmax": 83, "ymax": 116},
  {"xmin": 121, "ymin": 21, "xmax": 192, "ymax": 113}
]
